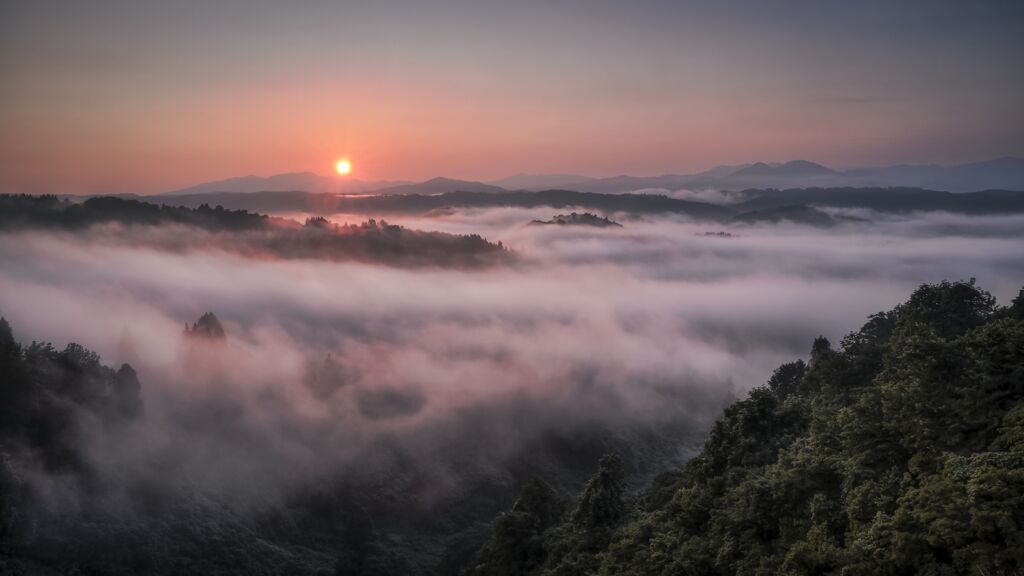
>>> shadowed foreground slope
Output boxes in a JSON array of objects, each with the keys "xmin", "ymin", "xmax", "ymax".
[{"xmin": 468, "ymin": 280, "xmax": 1024, "ymax": 576}]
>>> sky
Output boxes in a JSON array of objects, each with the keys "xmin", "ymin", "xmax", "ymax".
[{"xmin": 1, "ymin": 0, "xmax": 1023, "ymax": 194}]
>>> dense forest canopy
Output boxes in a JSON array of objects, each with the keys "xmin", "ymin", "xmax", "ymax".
[{"xmin": 467, "ymin": 280, "xmax": 1024, "ymax": 576}]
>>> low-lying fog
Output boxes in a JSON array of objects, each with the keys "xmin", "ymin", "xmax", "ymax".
[{"xmin": 2, "ymin": 206, "xmax": 1023, "ymax": 506}]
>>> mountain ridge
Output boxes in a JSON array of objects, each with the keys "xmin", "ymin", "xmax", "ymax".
[
  {"xmin": 165, "ymin": 172, "xmax": 410, "ymax": 196},
  {"xmin": 157, "ymin": 157, "xmax": 1024, "ymax": 198}
]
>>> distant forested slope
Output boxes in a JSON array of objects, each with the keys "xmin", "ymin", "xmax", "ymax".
[
  {"xmin": 730, "ymin": 187, "xmax": 1024, "ymax": 214},
  {"xmin": 141, "ymin": 189, "xmax": 733, "ymax": 220},
  {"xmin": 129, "ymin": 187, "xmax": 1024, "ymax": 222},
  {"xmin": 0, "ymin": 194, "xmax": 269, "ymax": 230},
  {"xmin": 0, "ymin": 195, "xmax": 507, "ymax": 267},
  {"xmin": 468, "ymin": 280, "xmax": 1024, "ymax": 576}
]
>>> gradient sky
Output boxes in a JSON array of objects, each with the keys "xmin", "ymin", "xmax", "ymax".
[{"xmin": 2, "ymin": 0, "xmax": 1023, "ymax": 194}]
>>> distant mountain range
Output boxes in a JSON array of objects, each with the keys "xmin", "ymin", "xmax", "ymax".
[
  {"xmin": 369, "ymin": 177, "xmax": 506, "ymax": 195},
  {"xmin": 160, "ymin": 157, "xmax": 1024, "ymax": 198},
  {"xmin": 164, "ymin": 172, "xmax": 411, "ymax": 196},
  {"xmin": 165, "ymin": 174, "xmax": 506, "ymax": 197},
  {"xmin": 550, "ymin": 157, "xmax": 1024, "ymax": 194},
  {"xmin": 487, "ymin": 173, "xmax": 595, "ymax": 190},
  {"xmin": 731, "ymin": 160, "xmax": 838, "ymax": 178}
]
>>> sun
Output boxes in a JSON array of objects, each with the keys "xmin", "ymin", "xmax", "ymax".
[{"xmin": 335, "ymin": 159, "xmax": 352, "ymax": 175}]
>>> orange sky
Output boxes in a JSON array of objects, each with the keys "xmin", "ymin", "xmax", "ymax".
[{"xmin": 2, "ymin": 1, "xmax": 1022, "ymax": 194}]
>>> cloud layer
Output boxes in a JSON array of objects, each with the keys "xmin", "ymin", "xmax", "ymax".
[{"xmin": 1, "ymin": 208, "xmax": 1022, "ymax": 518}]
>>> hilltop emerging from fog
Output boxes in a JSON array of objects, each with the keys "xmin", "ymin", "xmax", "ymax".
[
  {"xmin": 0, "ymin": 195, "xmax": 508, "ymax": 267},
  {"xmin": 529, "ymin": 213, "xmax": 623, "ymax": 228}
]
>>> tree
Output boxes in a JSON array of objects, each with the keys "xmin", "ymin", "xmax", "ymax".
[
  {"xmin": 468, "ymin": 281, "xmax": 1024, "ymax": 576},
  {"xmin": 570, "ymin": 454, "xmax": 625, "ymax": 532}
]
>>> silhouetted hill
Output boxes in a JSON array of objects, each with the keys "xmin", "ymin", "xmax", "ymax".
[
  {"xmin": 488, "ymin": 173, "xmax": 595, "ymax": 190},
  {"xmin": 334, "ymin": 189, "xmax": 733, "ymax": 220},
  {"xmin": 369, "ymin": 177, "xmax": 507, "ymax": 195},
  {"xmin": 114, "ymin": 188, "xmax": 735, "ymax": 217},
  {"xmin": 846, "ymin": 157, "xmax": 1024, "ymax": 191},
  {"xmin": 0, "ymin": 194, "xmax": 269, "ymax": 230},
  {"xmin": 105, "ymin": 187, "xmax": 1024, "ymax": 223},
  {"xmin": 551, "ymin": 173, "xmax": 699, "ymax": 194},
  {"xmin": 164, "ymin": 172, "xmax": 408, "ymax": 195},
  {"xmin": 731, "ymin": 161, "xmax": 774, "ymax": 176},
  {"xmin": 154, "ymin": 157, "xmax": 1024, "ymax": 199},
  {"xmin": 0, "ymin": 195, "xmax": 509, "ymax": 267},
  {"xmin": 143, "ymin": 190, "xmax": 332, "ymax": 214},
  {"xmin": 732, "ymin": 187, "xmax": 1024, "ymax": 214},
  {"xmin": 162, "ymin": 175, "xmax": 504, "ymax": 198},
  {"xmin": 732, "ymin": 160, "xmax": 837, "ymax": 177},
  {"xmin": 184, "ymin": 312, "xmax": 226, "ymax": 340},
  {"xmin": 529, "ymin": 212, "xmax": 623, "ymax": 227},
  {"xmin": 46, "ymin": 187, "xmax": 1024, "ymax": 231},
  {"xmin": 325, "ymin": 187, "xmax": 1024, "ymax": 220},
  {"xmin": 551, "ymin": 157, "xmax": 1024, "ymax": 193}
]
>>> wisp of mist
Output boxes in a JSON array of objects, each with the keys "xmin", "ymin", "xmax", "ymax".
[{"xmin": 1, "ymin": 207, "xmax": 1023, "ymax": 508}]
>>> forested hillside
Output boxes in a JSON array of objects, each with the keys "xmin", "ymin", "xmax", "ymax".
[
  {"xmin": 0, "ymin": 195, "xmax": 508, "ymax": 268},
  {"xmin": 468, "ymin": 280, "xmax": 1024, "ymax": 575},
  {"xmin": 0, "ymin": 194, "xmax": 269, "ymax": 231}
]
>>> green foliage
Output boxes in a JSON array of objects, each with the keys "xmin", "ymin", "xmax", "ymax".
[
  {"xmin": 470, "ymin": 280, "xmax": 1024, "ymax": 575},
  {"xmin": 465, "ymin": 479, "xmax": 563, "ymax": 576},
  {"xmin": 892, "ymin": 277, "xmax": 996, "ymax": 340},
  {"xmin": 569, "ymin": 454, "xmax": 626, "ymax": 532},
  {"xmin": 1010, "ymin": 288, "xmax": 1024, "ymax": 320}
]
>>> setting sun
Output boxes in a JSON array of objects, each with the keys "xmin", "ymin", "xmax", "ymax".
[{"xmin": 335, "ymin": 159, "xmax": 351, "ymax": 175}]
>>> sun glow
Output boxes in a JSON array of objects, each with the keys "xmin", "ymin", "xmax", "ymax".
[{"xmin": 335, "ymin": 159, "xmax": 352, "ymax": 175}]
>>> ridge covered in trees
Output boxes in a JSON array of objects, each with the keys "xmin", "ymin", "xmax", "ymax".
[
  {"xmin": 183, "ymin": 312, "xmax": 227, "ymax": 340},
  {"xmin": 0, "ymin": 195, "xmax": 508, "ymax": 267},
  {"xmin": 529, "ymin": 213, "xmax": 623, "ymax": 228},
  {"xmin": 128, "ymin": 187, "xmax": 1024, "ymax": 221},
  {"xmin": 468, "ymin": 280, "xmax": 1024, "ymax": 575},
  {"xmin": 0, "ymin": 194, "xmax": 269, "ymax": 231}
]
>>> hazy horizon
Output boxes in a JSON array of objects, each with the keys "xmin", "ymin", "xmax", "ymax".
[
  {"xmin": 27, "ymin": 153, "xmax": 1024, "ymax": 198},
  {"xmin": 3, "ymin": 0, "xmax": 1023, "ymax": 194},
  {"xmin": 170, "ymin": 154, "xmax": 1024, "ymax": 186}
]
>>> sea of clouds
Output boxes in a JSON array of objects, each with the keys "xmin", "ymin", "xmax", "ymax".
[{"xmin": 1, "ymin": 207, "xmax": 1023, "ymax": 511}]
